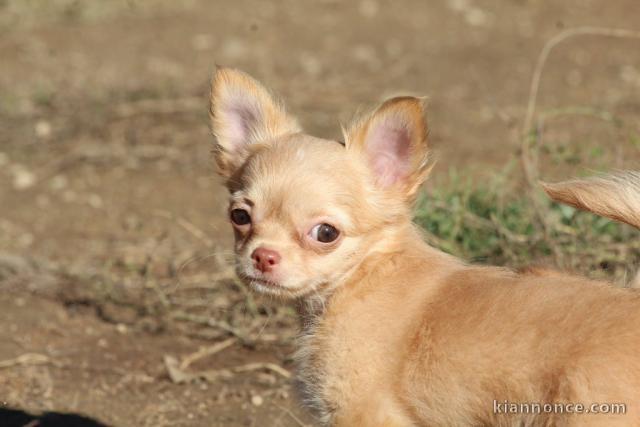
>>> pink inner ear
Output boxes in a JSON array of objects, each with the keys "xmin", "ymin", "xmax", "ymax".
[
  {"xmin": 224, "ymin": 97, "xmax": 261, "ymax": 152},
  {"xmin": 367, "ymin": 124, "xmax": 412, "ymax": 187}
]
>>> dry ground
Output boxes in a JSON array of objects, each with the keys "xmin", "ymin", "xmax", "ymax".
[{"xmin": 1, "ymin": 1, "xmax": 639, "ymax": 426}]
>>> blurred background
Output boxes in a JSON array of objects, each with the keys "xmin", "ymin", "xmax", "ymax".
[{"xmin": 0, "ymin": 1, "xmax": 639, "ymax": 426}]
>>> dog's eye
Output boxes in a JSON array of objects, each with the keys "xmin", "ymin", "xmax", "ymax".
[
  {"xmin": 230, "ymin": 209, "xmax": 251, "ymax": 226},
  {"xmin": 310, "ymin": 223, "xmax": 340, "ymax": 243}
]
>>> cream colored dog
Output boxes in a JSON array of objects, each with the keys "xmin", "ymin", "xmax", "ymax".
[{"xmin": 210, "ymin": 67, "xmax": 640, "ymax": 426}]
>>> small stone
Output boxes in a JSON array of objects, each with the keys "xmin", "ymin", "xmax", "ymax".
[
  {"xmin": 358, "ymin": 0, "xmax": 378, "ymax": 17},
  {"xmin": 222, "ymin": 38, "xmax": 247, "ymax": 59},
  {"xmin": 448, "ymin": 0, "xmax": 469, "ymax": 12},
  {"xmin": 621, "ymin": 65, "xmax": 639, "ymax": 86},
  {"xmin": 87, "ymin": 193, "xmax": 104, "ymax": 209},
  {"xmin": 12, "ymin": 166, "xmax": 36, "ymax": 190},
  {"xmin": 17, "ymin": 233, "xmax": 34, "ymax": 247},
  {"xmin": 35, "ymin": 120, "xmax": 52, "ymax": 138},
  {"xmin": 353, "ymin": 44, "xmax": 375, "ymax": 62},
  {"xmin": 256, "ymin": 372, "xmax": 277, "ymax": 386},
  {"xmin": 465, "ymin": 7, "xmax": 490, "ymax": 27},
  {"xmin": 251, "ymin": 394, "xmax": 263, "ymax": 407}
]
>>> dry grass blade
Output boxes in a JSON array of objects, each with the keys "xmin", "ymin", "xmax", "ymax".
[
  {"xmin": 164, "ymin": 355, "xmax": 291, "ymax": 384},
  {"xmin": 171, "ymin": 310, "xmax": 249, "ymax": 341},
  {"xmin": 521, "ymin": 26, "xmax": 640, "ymax": 189},
  {"xmin": 153, "ymin": 209, "xmax": 215, "ymax": 248},
  {"xmin": 233, "ymin": 362, "xmax": 292, "ymax": 379},
  {"xmin": 0, "ymin": 353, "xmax": 50, "ymax": 369},
  {"xmin": 273, "ymin": 402, "xmax": 311, "ymax": 427},
  {"xmin": 179, "ymin": 338, "xmax": 237, "ymax": 370},
  {"xmin": 518, "ymin": 26, "xmax": 640, "ymax": 261}
]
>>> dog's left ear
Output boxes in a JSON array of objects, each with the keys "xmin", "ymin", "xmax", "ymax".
[
  {"xmin": 345, "ymin": 96, "xmax": 430, "ymax": 200},
  {"xmin": 210, "ymin": 67, "xmax": 301, "ymax": 177}
]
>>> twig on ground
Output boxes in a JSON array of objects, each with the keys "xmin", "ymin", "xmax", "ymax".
[
  {"xmin": 164, "ymin": 355, "xmax": 291, "ymax": 384},
  {"xmin": 153, "ymin": 210, "xmax": 215, "ymax": 247},
  {"xmin": 519, "ymin": 26, "xmax": 640, "ymax": 262},
  {"xmin": 179, "ymin": 338, "xmax": 237, "ymax": 370},
  {"xmin": 233, "ymin": 362, "xmax": 292, "ymax": 379},
  {"xmin": 0, "ymin": 353, "xmax": 50, "ymax": 369},
  {"xmin": 272, "ymin": 402, "xmax": 310, "ymax": 427},
  {"xmin": 521, "ymin": 26, "xmax": 640, "ymax": 190},
  {"xmin": 170, "ymin": 310, "xmax": 249, "ymax": 341},
  {"xmin": 170, "ymin": 310, "xmax": 284, "ymax": 345},
  {"xmin": 522, "ymin": 27, "xmax": 640, "ymax": 146}
]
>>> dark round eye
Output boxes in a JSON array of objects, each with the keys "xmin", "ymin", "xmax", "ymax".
[
  {"xmin": 310, "ymin": 223, "xmax": 340, "ymax": 243},
  {"xmin": 230, "ymin": 209, "xmax": 251, "ymax": 226}
]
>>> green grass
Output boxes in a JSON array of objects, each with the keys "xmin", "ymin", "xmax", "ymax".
[{"xmin": 414, "ymin": 170, "xmax": 640, "ymax": 284}]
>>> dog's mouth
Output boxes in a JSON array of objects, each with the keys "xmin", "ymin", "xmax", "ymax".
[
  {"xmin": 236, "ymin": 267, "xmax": 324, "ymax": 299},
  {"xmin": 248, "ymin": 276, "xmax": 280, "ymax": 288},
  {"xmin": 240, "ymin": 274, "xmax": 285, "ymax": 291},
  {"xmin": 240, "ymin": 273, "xmax": 310, "ymax": 298},
  {"xmin": 251, "ymin": 278, "xmax": 301, "ymax": 298}
]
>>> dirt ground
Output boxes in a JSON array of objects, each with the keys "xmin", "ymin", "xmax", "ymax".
[{"xmin": 1, "ymin": 1, "xmax": 639, "ymax": 426}]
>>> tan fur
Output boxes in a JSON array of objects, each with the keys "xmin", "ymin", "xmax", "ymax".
[
  {"xmin": 209, "ymin": 67, "xmax": 300, "ymax": 177},
  {"xmin": 543, "ymin": 172, "xmax": 640, "ymax": 289},
  {"xmin": 542, "ymin": 172, "xmax": 640, "ymax": 229},
  {"xmin": 210, "ymin": 68, "xmax": 640, "ymax": 426},
  {"xmin": 344, "ymin": 96, "xmax": 431, "ymax": 202}
]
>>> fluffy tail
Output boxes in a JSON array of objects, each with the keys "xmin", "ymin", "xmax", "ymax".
[
  {"xmin": 541, "ymin": 171, "xmax": 640, "ymax": 230},
  {"xmin": 542, "ymin": 171, "xmax": 640, "ymax": 288}
]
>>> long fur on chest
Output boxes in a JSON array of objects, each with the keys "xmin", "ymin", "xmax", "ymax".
[{"xmin": 293, "ymin": 296, "xmax": 337, "ymax": 425}]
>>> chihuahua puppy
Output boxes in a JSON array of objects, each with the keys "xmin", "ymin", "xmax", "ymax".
[{"xmin": 210, "ymin": 68, "xmax": 640, "ymax": 426}]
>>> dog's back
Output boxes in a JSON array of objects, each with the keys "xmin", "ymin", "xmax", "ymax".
[
  {"xmin": 401, "ymin": 265, "xmax": 640, "ymax": 426},
  {"xmin": 399, "ymin": 172, "xmax": 640, "ymax": 426}
]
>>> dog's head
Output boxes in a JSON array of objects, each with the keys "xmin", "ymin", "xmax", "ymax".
[{"xmin": 210, "ymin": 68, "xmax": 430, "ymax": 298}]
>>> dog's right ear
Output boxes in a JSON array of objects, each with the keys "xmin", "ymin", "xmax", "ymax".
[
  {"xmin": 210, "ymin": 67, "xmax": 301, "ymax": 177},
  {"xmin": 541, "ymin": 172, "xmax": 640, "ymax": 229}
]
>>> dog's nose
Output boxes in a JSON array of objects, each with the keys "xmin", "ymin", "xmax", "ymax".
[{"xmin": 251, "ymin": 247, "xmax": 281, "ymax": 273}]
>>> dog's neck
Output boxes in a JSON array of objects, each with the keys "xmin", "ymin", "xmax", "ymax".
[
  {"xmin": 295, "ymin": 221, "xmax": 444, "ymax": 325},
  {"xmin": 291, "ymin": 221, "xmax": 461, "ymax": 423}
]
